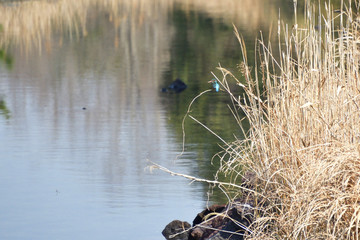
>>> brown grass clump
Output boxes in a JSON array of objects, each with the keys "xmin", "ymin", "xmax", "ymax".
[{"xmin": 213, "ymin": 0, "xmax": 360, "ymax": 239}]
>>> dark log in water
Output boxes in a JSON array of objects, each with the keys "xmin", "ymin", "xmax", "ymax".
[{"xmin": 162, "ymin": 78, "xmax": 187, "ymax": 93}]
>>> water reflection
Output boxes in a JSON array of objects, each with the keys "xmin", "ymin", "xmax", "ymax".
[{"xmin": 0, "ymin": 0, "xmax": 297, "ymax": 239}]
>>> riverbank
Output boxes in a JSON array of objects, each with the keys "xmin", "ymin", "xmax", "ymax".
[{"xmin": 161, "ymin": 0, "xmax": 360, "ymax": 239}]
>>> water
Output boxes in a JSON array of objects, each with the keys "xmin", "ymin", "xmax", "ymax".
[{"xmin": 0, "ymin": 1, "xmax": 293, "ymax": 239}]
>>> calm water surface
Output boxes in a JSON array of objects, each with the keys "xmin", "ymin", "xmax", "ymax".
[{"xmin": 0, "ymin": 1, "xmax": 293, "ymax": 239}]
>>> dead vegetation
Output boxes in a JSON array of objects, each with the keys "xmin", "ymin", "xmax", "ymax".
[{"xmin": 211, "ymin": 0, "xmax": 360, "ymax": 238}]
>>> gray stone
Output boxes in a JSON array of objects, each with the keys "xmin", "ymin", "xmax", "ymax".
[{"xmin": 162, "ymin": 220, "xmax": 191, "ymax": 240}]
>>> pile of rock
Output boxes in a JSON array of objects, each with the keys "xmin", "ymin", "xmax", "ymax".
[{"xmin": 162, "ymin": 200, "xmax": 254, "ymax": 240}]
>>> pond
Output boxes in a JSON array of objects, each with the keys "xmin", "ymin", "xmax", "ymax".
[{"xmin": 0, "ymin": 1, "xmax": 295, "ymax": 239}]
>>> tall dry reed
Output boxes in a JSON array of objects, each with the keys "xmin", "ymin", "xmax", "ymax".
[{"xmin": 211, "ymin": 0, "xmax": 360, "ymax": 239}]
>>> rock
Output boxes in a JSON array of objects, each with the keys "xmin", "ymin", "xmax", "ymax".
[
  {"xmin": 189, "ymin": 202, "xmax": 254, "ymax": 240},
  {"xmin": 163, "ymin": 171, "xmax": 259, "ymax": 240},
  {"xmin": 192, "ymin": 204, "xmax": 226, "ymax": 226},
  {"xmin": 162, "ymin": 220, "xmax": 191, "ymax": 240}
]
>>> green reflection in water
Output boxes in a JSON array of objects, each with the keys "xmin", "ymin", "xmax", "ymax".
[
  {"xmin": 161, "ymin": 7, "xmax": 253, "ymax": 203},
  {"xmin": 0, "ymin": 99, "xmax": 10, "ymax": 119},
  {"xmin": 0, "ymin": 49, "xmax": 13, "ymax": 69}
]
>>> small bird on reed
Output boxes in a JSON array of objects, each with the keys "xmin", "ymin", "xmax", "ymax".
[{"xmin": 208, "ymin": 78, "xmax": 220, "ymax": 92}]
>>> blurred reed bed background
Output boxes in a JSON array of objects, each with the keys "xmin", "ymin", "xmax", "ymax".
[
  {"xmin": 0, "ymin": 0, "xmax": 90, "ymax": 52},
  {"xmin": 0, "ymin": 0, "xmax": 287, "ymax": 53},
  {"xmin": 177, "ymin": 0, "xmax": 290, "ymax": 34},
  {"xmin": 0, "ymin": 0, "xmax": 174, "ymax": 53}
]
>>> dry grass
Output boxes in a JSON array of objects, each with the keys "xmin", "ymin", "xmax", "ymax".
[
  {"xmin": 146, "ymin": 1, "xmax": 360, "ymax": 238},
  {"xmin": 208, "ymin": 0, "xmax": 360, "ymax": 239}
]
